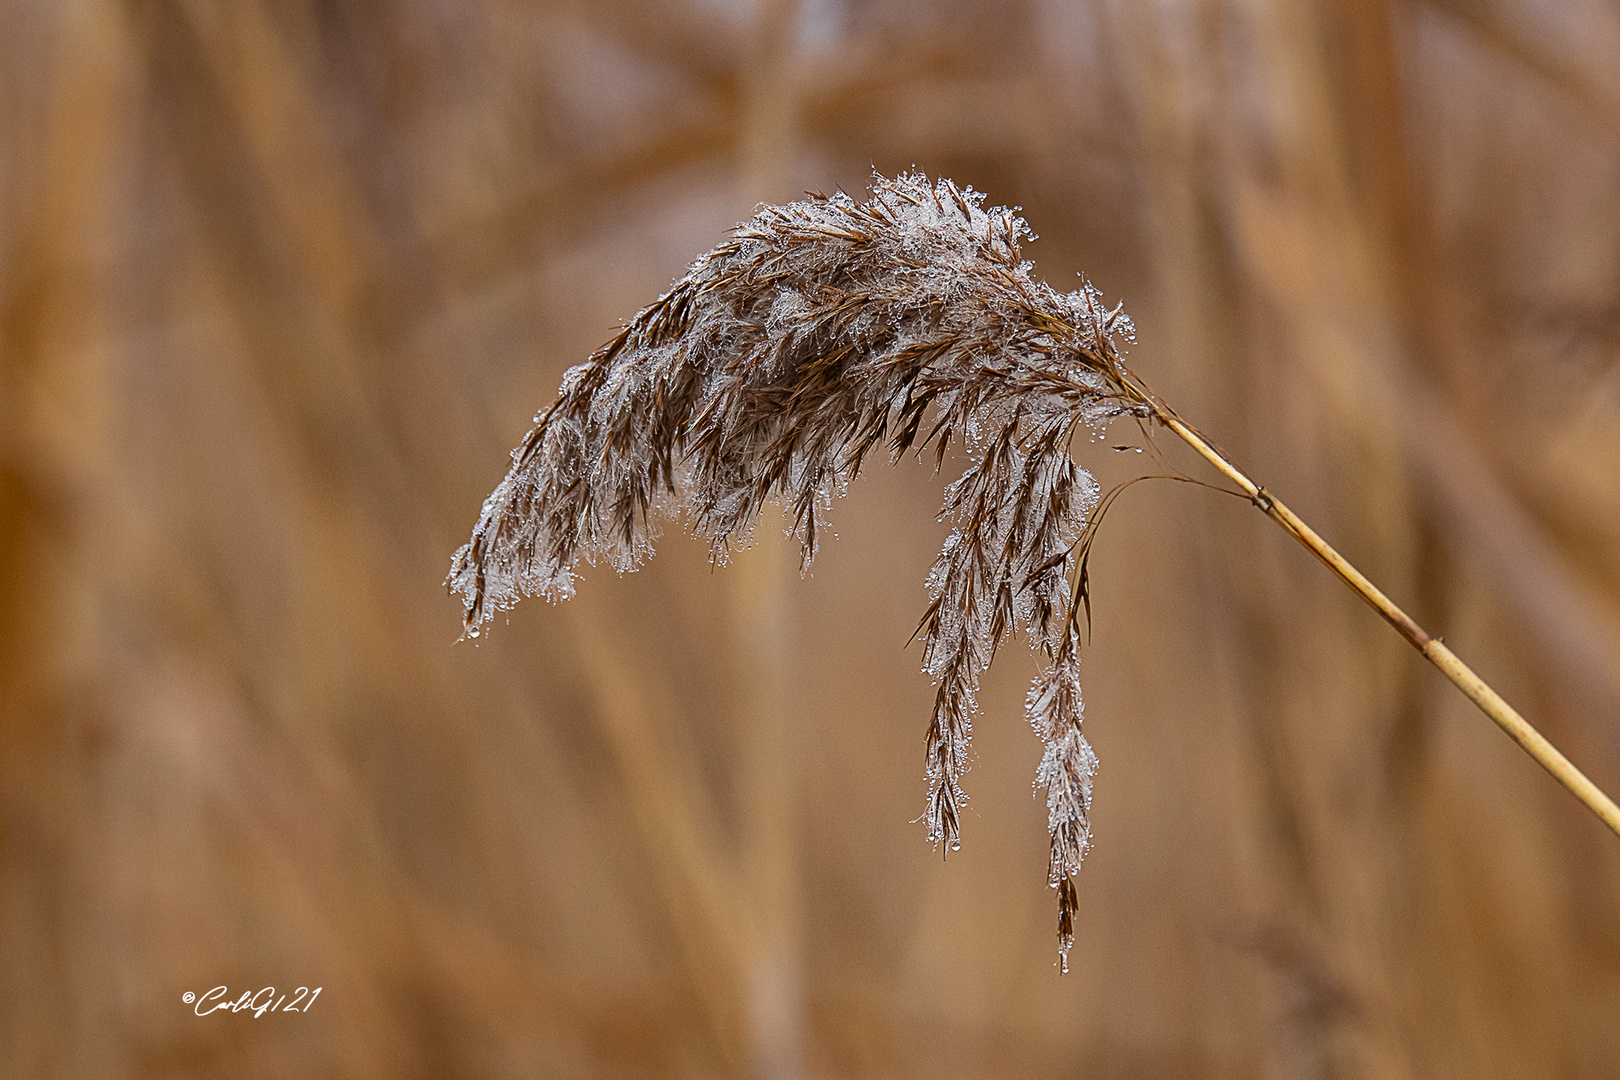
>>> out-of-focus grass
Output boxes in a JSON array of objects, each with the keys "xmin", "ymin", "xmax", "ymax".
[{"xmin": 2, "ymin": 1, "xmax": 1619, "ymax": 1078}]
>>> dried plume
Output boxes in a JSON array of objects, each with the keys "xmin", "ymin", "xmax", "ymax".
[{"xmin": 448, "ymin": 173, "xmax": 1142, "ymax": 967}]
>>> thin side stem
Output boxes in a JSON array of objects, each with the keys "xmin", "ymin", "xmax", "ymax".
[{"xmin": 1143, "ymin": 398, "xmax": 1620, "ymax": 840}]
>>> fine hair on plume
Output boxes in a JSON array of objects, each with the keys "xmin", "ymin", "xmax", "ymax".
[{"xmin": 449, "ymin": 173, "xmax": 1620, "ymax": 971}]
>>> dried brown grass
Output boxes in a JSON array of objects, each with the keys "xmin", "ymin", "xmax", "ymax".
[
  {"xmin": 7, "ymin": 0, "xmax": 1620, "ymax": 1074},
  {"xmin": 451, "ymin": 170, "xmax": 1620, "ymax": 972},
  {"xmin": 451, "ymin": 173, "xmax": 1139, "ymax": 965}
]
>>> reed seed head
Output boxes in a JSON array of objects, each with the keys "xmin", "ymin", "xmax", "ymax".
[{"xmin": 448, "ymin": 172, "xmax": 1138, "ymax": 968}]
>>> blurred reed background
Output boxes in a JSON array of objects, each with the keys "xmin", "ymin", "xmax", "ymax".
[{"xmin": 3, "ymin": 0, "xmax": 1620, "ymax": 1077}]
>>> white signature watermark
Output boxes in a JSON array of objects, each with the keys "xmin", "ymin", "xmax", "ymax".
[{"xmin": 183, "ymin": 986, "xmax": 322, "ymax": 1017}]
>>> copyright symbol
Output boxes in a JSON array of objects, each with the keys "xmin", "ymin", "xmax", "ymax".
[{"xmin": 182, "ymin": 992, "xmax": 195, "ymax": 1004}]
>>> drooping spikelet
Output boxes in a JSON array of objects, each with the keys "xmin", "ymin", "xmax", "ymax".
[{"xmin": 448, "ymin": 172, "xmax": 1137, "ymax": 967}]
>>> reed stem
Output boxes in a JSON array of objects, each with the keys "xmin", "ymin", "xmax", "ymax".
[{"xmin": 1137, "ymin": 393, "xmax": 1620, "ymax": 839}]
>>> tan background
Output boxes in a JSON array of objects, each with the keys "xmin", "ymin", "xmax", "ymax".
[{"xmin": 3, "ymin": 1, "xmax": 1620, "ymax": 1077}]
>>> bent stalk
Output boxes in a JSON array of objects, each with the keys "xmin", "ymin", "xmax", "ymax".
[
  {"xmin": 452, "ymin": 175, "xmax": 1619, "ymax": 963},
  {"xmin": 1126, "ymin": 377, "xmax": 1620, "ymax": 839}
]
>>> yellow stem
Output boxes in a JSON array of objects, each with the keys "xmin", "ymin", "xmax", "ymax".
[{"xmin": 1144, "ymin": 398, "xmax": 1620, "ymax": 840}]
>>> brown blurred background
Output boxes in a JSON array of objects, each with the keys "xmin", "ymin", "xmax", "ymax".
[{"xmin": 3, "ymin": 0, "xmax": 1620, "ymax": 1077}]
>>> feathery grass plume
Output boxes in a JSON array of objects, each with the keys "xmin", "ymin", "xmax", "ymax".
[
  {"xmin": 453, "ymin": 171, "xmax": 1620, "ymax": 970},
  {"xmin": 449, "ymin": 172, "xmax": 1139, "ymax": 967}
]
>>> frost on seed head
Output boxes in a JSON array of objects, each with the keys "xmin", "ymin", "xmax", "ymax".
[{"xmin": 447, "ymin": 172, "xmax": 1139, "ymax": 967}]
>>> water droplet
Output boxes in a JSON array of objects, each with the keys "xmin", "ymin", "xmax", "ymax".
[{"xmin": 467, "ymin": 625, "xmax": 480, "ymax": 639}]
